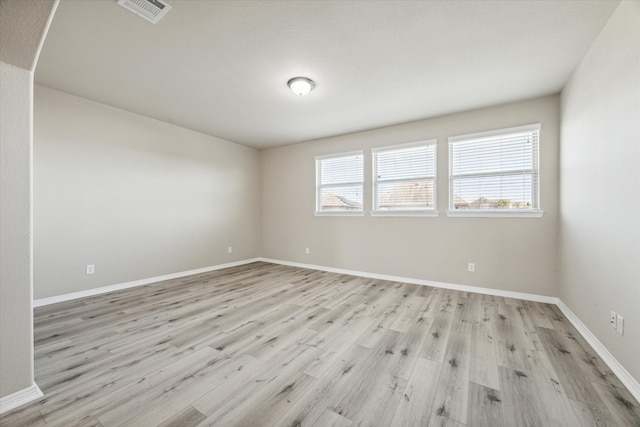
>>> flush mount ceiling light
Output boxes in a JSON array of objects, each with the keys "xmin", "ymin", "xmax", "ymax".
[{"xmin": 287, "ymin": 77, "xmax": 315, "ymax": 96}]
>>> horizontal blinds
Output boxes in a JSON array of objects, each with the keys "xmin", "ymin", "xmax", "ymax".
[
  {"xmin": 374, "ymin": 142, "xmax": 436, "ymax": 211},
  {"xmin": 449, "ymin": 126, "xmax": 539, "ymax": 210},
  {"xmin": 319, "ymin": 153, "xmax": 363, "ymax": 185},
  {"xmin": 317, "ymin": 152, "xmax": 363, "ymax": 212}
]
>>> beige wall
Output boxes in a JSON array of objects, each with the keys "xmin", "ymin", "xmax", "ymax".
[
  {"xmin": 33, "ymin": 86, "xmax": 262, "ymax": 299},
  {"xmin": 262, "ymin": 95, "xmax": 559, "ymax": 297},
  {"xmin": 0, "ymin": 0, "xmax": 58, "ymax": 400},
  {"xmin": 560, "ymin": 1, "xmax": 640, "ymax": 381}
]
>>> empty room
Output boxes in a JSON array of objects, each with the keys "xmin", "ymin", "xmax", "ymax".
[{"xmin": 1, "ymin": 0, "xmax": 639, "ymax": 425}]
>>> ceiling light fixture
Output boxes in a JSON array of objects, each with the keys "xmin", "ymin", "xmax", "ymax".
[{"xmin": 287, "ymin": 77, "xmax": 315, "ymax": 96}]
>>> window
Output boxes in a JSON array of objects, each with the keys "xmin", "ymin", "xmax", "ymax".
[
  {"xmin": 448, "ymin": 124, "xmax": 541, "ymax": 217},
  {"xmin": 372, "ymin": 141, "xmax": 437, "ymax": 215},
  {"xmin": 315, "ymin": 151, "xmax": 364, "ymax": 215}
]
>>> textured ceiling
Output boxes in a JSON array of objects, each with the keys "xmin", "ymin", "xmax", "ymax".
[
  {"xmin": 0, "ymin": 0, "xmax": 57, "ymax": 71},
  {"xmin": 35, "ymin": 0, "xmax": 619, "ymax": 149}
]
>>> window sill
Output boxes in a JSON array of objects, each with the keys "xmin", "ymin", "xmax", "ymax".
[
  {"xmin": 446, "ymin": 210, "xmax": 544, "ymax": 218},
  {"xmin": 371, "ymin": 210, "xmax": 439, "ymax": 218},
  {"xmin": 315, "ymin": 211, "xmax": 365, "ymax": 217}
]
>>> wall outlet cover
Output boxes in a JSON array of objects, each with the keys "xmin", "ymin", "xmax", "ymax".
[
  {"xmin": 610, "ymin": 311, "xmax": 617, "ymax": 328},
  {"xmin": 616, "ymin": 314, "xmax": 624, "ymax": 335}
]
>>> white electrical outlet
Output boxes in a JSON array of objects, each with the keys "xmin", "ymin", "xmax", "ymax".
[
  {"xmin": 227, "ymin": 246, "xmax": 233, "ymax": 254},
  {"xmin": 616, "ymin": 314, "xmax": 624, "ymax": 335},
  {"xmin": 610, "ymin": 311, "xmax": 617, "ymax": 329},
  {"xmin": 468, "ymin": 263, "xmax": 475, "ymax": 272},
  {"xmin": 305, "ymin": 248, "xmax": 310, "ymax": 254},
  {"xmin": 86, "ymin": 264, "xmax": 95, "ymax": 275}
]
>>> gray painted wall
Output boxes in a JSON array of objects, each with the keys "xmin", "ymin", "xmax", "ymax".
[
  {"xmin": 560, "ymin": 0, "xmax": 640, "ymax": 382},
  {"xmin": 0, "ymin": 61, "xmax": 35, "ymax": 399},
  {"xmin": 0, "ymin": 0, "xmax": 58, "ymax": 400},
  {"xmin": 33, "ymin": 86, "xmax": 262, "ymax": 299},
  {"xmin": 261, "ymin": 95, "xmax": 560, "ymax": 297}
]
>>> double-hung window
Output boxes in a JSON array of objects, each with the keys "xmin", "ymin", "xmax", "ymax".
[
  {"xmin": 372, "ymin": 140, "xmax": 437, "ymax": 216},
  {"xmin": 315, "ymin": 151, "xmax": 364, "ymax": 215},
  {"xmin": 448, "ymin": 124, "xmax": 542, "ymax": 217}
]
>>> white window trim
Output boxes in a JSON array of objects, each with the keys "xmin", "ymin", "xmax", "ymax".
[
  {"xmin": 315, "ymin": 150, "xmax": 364, "ymax": 216},
  {"xmin": 371, "ymin": 210, "xmax": 439, "ymax": 218},
  {"xmin": 447, "ymin": 124, "xmax": 543, "ymax": 218},
  {"xmin": 371, "ymin": 139, "xmax": 438, "ymax": 217},
  {"xmin": 448, "ymin": 123, "xmax": 541, "ymax": 143},
  {"xmin": 315, "ymin": 211, "xmax": 365, "ymax": 217},
  {"xmin": 446, "ymin": 209, "xmax": 543, "ymax": 218}
]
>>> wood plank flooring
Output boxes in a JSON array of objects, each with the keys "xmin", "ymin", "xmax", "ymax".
[{"xmin": 1, "ymin": 261, "xmax": 639, "ymax": 426}]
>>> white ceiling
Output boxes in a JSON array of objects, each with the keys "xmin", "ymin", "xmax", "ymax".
[{"xmin": 35, "ymin": 0, "xmax": 619, "ymax": 149}]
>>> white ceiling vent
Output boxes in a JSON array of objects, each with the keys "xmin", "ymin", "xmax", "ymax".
[{"xmin": 117, "ymin": 0, "xmax": 172, "ymax": 24}]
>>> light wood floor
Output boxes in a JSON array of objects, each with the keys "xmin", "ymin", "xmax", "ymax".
[{"xmin": 1, "ymin": 262, "xmax": 639, "ymax": 426}]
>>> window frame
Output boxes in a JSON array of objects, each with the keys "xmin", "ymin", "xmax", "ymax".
[
  {"xmin": 315, "ymin": 150, "xmax": 365, "ymax": 216},
  {"xmin": 371, "ymin": 140, "xmax": 438, "ymax": 217},
  {"xmin": 447, "ymin": 124, "xmax": 543, "ymax": 218}
]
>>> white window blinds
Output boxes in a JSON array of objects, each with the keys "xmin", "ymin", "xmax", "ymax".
[
  {"xmin": 316, "ymin": 152, "xmax": 364, "ymax": 214},
  {"xmin": 449, "ymin": 124, "xmax": 540, "ymax": 212},
  {"xmin": 373, "ymin": 141, "xmax": 437, "ymax": 213}
]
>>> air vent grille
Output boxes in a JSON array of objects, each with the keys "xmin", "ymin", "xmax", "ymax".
[{"xmin": 117, "ymin": 0, "xmax": 172, "ymax": 24}]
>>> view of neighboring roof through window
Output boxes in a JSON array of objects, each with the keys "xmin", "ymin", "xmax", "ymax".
[
  {"xmin": 448, "ymin": 124, "xmax": 542, "ymax": 217},
  {"xmin": 315, "ymin": 152, "xmax": 364, "ymax": 215},
  {"xmin": 372, "ymin": 141, "xmax": 437, "ymax": 216}
]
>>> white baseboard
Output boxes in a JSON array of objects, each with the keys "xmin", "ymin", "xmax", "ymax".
[
  {"xmin": 258, "ymin": 257, "xmax": 558, "ymax": 304},
  {"xmin": 0, "ymin": 383, "xmax": 43, "ymax": 415},
  {"xmin": 33, "ymin": 258, "xmax": 261, "ymax": 307},
  {"xmin": 260, "ymin": 257, "xmax": 640, "ymax": 402},
  {"xmin": 556, "ymin": 299, "xmax": 640, "ymax": 403}
]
